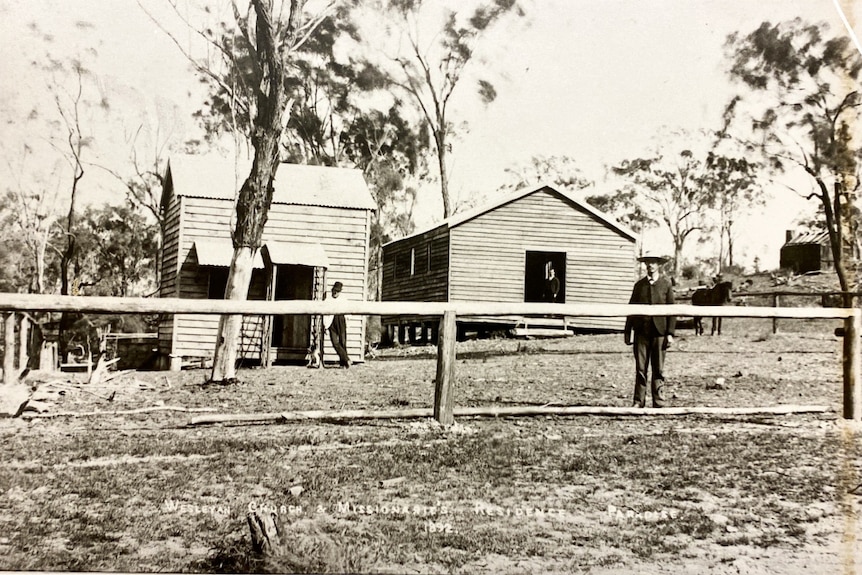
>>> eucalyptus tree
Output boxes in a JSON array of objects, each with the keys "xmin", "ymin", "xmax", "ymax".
[
  {"xmin": 611, "ymin": 150, "xmax": 717, "ymax": 278},
  {"xmin": 193, "ymin": 1, "xmax": 430, "ymax": 303},
  {"xmin": 375, "ymin": 0, "xmax": 527, "ymax": 219},
  {"xmin": 141, "ymin": 0, "xmax": 335, "ymax": 382},
  {"xmin": 498, "ymin": 155, "xmax": 592, "ymax": 194},
  {"xmin": 75, "ymin": 204, "xmax": 159, "ymax": 298},
  {"xmin": 32, "ymin": 47, "xmax": 108, "ymax": 360},
  {"xmin": 703, "ymin": 152, "xmax": 761, "ymax": 271},
  {"xmin": 726, "ymin": 19, "xmax": 862, "ymax": 302}
]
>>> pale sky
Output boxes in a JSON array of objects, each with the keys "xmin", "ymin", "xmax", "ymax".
[{"xmin": 1, "ymin": 0, "xmax": 859, "ymax": 270}]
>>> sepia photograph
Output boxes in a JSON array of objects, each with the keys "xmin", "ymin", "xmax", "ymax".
[{"xmin": 1, "ymin": 0, "xmax": 861, "ymax": 573}]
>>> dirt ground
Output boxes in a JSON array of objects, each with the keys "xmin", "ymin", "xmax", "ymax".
[{"xmin": 1, "ymin": 315, "xmax": 861, "ymax": 573}]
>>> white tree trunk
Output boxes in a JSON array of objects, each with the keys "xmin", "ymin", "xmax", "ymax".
[{"xmin": 210, "ymin": 246, "xmax": 257, "ymax": 382}]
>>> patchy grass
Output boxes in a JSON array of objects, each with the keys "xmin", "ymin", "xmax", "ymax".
[
  {"xmin": 0, "ymin": 417, "xmax": 855, "ymax": 573},
  {"xmin": 0, "ymin": 318, "xmax": 857, "ymax": 573}
]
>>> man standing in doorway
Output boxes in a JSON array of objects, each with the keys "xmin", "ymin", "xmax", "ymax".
[
  {"xmin": 324, "ymin": 281, "xmax": 351, "ymax": 368},
  {"xmin": 545, "ymin": 266, "xmax": 561, "ymax": 303},
  {"xmin": 624, "ymin": 252, "xmax": 675, "ymax": 408}
]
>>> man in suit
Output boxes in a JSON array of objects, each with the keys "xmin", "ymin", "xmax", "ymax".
[
  {"xmin": 624, "ymin": 252, "xmax": 676, "ymax": 408},
  {"xmin": 545, "ymin": 266, "xmax": 561, "ymax": 303},
  {"xmin": 323, "ymin": 281, "xmax": 351, "ymax": 368}
]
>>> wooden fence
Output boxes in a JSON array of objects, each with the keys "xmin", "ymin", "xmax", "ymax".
[
  {"xmin": 733, "ymin": 290, "xmax": 860, "ymax": 334},
  {"xmin": 0, "ymin": 293, "xmax": 859, "ymax": 422}
]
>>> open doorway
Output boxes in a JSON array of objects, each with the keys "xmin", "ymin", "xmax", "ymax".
[
  {"xmin": 524, "ymin": 251, "xmax": 566, "ymax": 303},
  {"xmin": 271, "ymin": 264, "xmax": 314, "ymax": 358}
]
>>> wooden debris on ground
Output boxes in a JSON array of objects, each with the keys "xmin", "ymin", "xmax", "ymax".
[
  {"xmin": 189, "ymin": 404, "xmax": 833, "ymax": 427},
  {"xmin": 1, "ymin": 368, "xmax": 184, "ymax": 418},
  {"xmin": 88, "ymin": 354, "xmax": 121, "ymax": 385},
  {"xmin": 21, "ymin": 405, "xmax": 217, "ymax": 419},
  {"xmin": 248, "ymin": 511, "xmax": 282, "ymax": 555}
]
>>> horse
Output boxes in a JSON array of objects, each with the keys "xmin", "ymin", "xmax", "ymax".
[{"xmin": 691, "ymin": 281, "xmax": 733, "ymax": 335}]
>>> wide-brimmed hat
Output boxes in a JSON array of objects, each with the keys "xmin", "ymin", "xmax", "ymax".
[{"xmin": 637, "ymin": 251, "xmax": 668, "ymax": 263}]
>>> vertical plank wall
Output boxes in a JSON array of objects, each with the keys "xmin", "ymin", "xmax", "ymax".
[
  {"xmin": 157, "ymin": 189, "xmax": 182, "ymax": 358},
  {"xmin": 169, "ymin": 197, "xmax": 369, "ymax": 363},
  {"xmin": 449, "ymin": 189, "xmax": 636, "ymax": 330}
]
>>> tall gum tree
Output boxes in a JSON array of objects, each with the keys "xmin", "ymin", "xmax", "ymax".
[
  {"xmin": 611, "ymin": 150, "xmax": 716, "ymax": 279},
  {"xmin": 376, "ymin": 0, "xmax": 526, "ymax": 219},
  {"xmin": 726, "ymin": 19, "xmax": 862, "ymax": 304},
  {"xmin": 195, "ymin": 2, "xmax": 430, "ymax": 303},
  {"xmin": 142, "ymin": 0, "xmax": 331, "ymax": 382}
]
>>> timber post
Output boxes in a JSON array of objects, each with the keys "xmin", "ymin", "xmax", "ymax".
[
  {"xmin": 772, "ymin": 294, "xmax": 780, "ymax": 334},
  {"xmin": 4, "ymin": 312, "xmax": 15, "ymax": 384},
  {"xmin": 17, "ymin": 314, "xmax": 28, "ymax": 372},
  {"xmin": 434, "ymin": 310, "xmax": 457, "ymax": 426},
  {"xmin": 843, "ymin": 308, "xmax": 862, "ymax": 420}
]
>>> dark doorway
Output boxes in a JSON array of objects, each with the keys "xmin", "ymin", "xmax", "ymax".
[
  {"xmin": 271, "ymin": 264, "xmax": 314, "ymax": 353},
  {"xmin": 524, "ymin": 251, "xmax": 566, "ymax": 303}
]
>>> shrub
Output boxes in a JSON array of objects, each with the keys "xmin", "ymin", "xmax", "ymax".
[{"xmin": 680, "ymin": 264, "xmax": 700, "ymax": 280}]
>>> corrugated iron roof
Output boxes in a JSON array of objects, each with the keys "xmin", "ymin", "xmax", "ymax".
[
  {"xmin": 785, "ymin": 231, "xmax": 831, "ymax": 246},
  {"xmin": 193, "ymin": 239, "xmax": 265, "ymax": 268},
  {"xmin": 383, "ymin": 184, "xmax": 637, "ymax": 247},
  {"xmin": 166, "ymin": 154, "xmax": 377, "ymax": 211},
  {"xmin": 263, "ymin": 242, "xmax": 329, "ymax": 268}
]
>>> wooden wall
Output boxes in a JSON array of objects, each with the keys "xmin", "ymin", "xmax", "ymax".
[
  {"xmin": 157, "ymin": 190, "xmax": 182, "ymax": 358},
  {"xmin": 265, "ymin": 202, "xmax": 370, "ymax": 363},
  {"xmin": 162, "ymin": 195, "xmax": 370, "ymax": 364},
  {"xmin": 448, "ymin": 189, "xmax": 636, "ymax": 330},
  {"xmin": 381, "ymin": 225, "xmax": 450, "ymax": 302}
]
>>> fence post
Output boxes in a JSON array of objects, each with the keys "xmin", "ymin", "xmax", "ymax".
[
  {"xmin": 843, "ymin": 308, "xmax": 862, "ymax": 420},
  {"xmin": 434, "ymin": 310, "xmax": 457, "ymax": 426},
  {"xmin": 772, "ymin": 294, "xmax": 780, "ymax": 334},
  {"xmin": 4, "ymin": 312, "xmax": 15, "ymax": 384},
  {"xmin": 18, "ymin": 314, "xmax": 29, "ymax": 371}
]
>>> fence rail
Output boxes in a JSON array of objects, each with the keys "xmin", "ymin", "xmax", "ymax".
[
  {"xmin": 0, "ymin": 293, "xmax": 856, "ymax": 319},
  {"xmin": 0, "ymin": 293, "xmax": 859, "ymax": 422}
]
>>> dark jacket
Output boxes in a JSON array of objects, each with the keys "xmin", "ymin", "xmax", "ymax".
[{"xmin": 625, "ymin": 275, "xmax": 676, "ymax": 337}]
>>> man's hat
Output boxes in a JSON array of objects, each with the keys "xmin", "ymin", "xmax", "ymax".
[
  {"xmin": 332, "ymin": 281, "xmax": 343, "ymax": 292},
  {"xmin": 637, "ymin": 250, "xmax": 668, "ymax": 263}
]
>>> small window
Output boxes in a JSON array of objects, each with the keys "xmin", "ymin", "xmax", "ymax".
[
  {"xmin": 207, "ymin": 268, "xmax": 229, "ymax": 299},
  {"xmin": 395, "ymin": 252, "xmax": 412, "ymax": 278},
  {"xmin": 414, "ymin": 244, "xmax": 429, "ymax": 275}
]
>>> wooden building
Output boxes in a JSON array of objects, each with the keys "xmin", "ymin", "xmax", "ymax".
[
  {"xmin": 780, "ymin": 230, "xmax": 834, "ymax": 274},
  {"xmin": 158, "ymin": 154, "xmax": 376, "ymax": 370},
  {"xmin": 381, "ymin": 184, "xmax": 638, "ymax": 338}
]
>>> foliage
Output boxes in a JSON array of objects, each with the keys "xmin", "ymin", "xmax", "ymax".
[
  {"xmin": 702, "ymin": 151, "xmax": 762, "ymax": 269},
  {"xmin": 75, "ymin": 204, "xmax": 159, "ymax": 297},
  {"xmin": 598, "ymin": 143, "xmax": 761, "ymax": 277},
  {"xmin": 0, "ymin": 172, "xmax": 63, "ymax": 294},
  {"xmin": 679, "ymin": 263, "xmax": 700, "ymax": 281},
  {"xmin": 191, "ymin": 2, "xmax": 427, "ymax": 302},
  {"xmin": 725, "ymin": 19, "xmax": 862, "ymax": 299},
  {"xmin": 610, "ymin": 150, "xmax": 717, "ymax": 277},
  {"xmin": 378, "ymin": 0, "xmax": 527, "ymax": 218},
  {"xmin": 498, "ymin": 155, "xmax": 592, "ymax": 193},
  {"xmin": 584, "ymin": 188, "xmax": 656, "ymax": 235}
]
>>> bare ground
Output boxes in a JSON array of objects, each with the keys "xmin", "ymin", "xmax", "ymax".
[{"xmin": 1, "ymin": 316, "xmax": 861, "ymax": 573}]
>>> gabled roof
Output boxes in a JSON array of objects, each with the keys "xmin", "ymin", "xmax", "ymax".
[
  {"xmin": 383, "ymin": 184, "xmax": 637, "ymax": 247},
  {"xmin": 783, "ymin": 231, "xmax": 830, "ymax": 246},
  {"xmin": 164, "ymin": 154, "xmax": 376, "ymax": 211}
]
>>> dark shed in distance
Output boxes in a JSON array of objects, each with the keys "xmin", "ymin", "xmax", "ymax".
[{"xmin": 780, "ymin": 230, "xmax": 834, "ymax": 274}]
